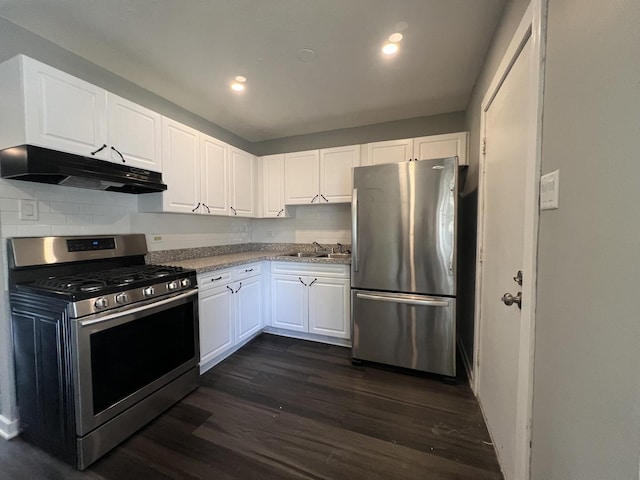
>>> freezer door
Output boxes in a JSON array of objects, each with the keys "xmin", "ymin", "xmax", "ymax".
[
  {"xmin": 352, "ymin": 289, "xmax": 455, "ymax": 376},
  {"xmin": 351, "ymin": 157, "xmax": 457, "ymax": 296}
]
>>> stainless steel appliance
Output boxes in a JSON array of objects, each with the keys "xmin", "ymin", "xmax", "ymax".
[
  {"xmin": 8, "ymin": 234, "xmax": 198, "ymax": 469},
  {"xmin": 351, "ymin": 157, "xmax": 465, "ymax": 377}
]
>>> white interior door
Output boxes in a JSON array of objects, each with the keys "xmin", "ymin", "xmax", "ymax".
[{"xmin": 476, "ymin": 3, "xmax": 544, "ymax": 480}]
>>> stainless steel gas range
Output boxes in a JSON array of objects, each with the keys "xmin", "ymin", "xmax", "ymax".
[{"xmin": 7, "ymin": 234, "xmax": 199, "ymax": 469}]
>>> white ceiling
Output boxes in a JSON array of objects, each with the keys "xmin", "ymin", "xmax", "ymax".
[{"xmin": 0, "ymin": 0, "xmax": 505, "ymax": 142}]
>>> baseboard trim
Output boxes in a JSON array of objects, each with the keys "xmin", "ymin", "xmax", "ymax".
[
  {"xmin": 457, "ymin": 338, "xmax": 475, "ymax": 390},
  {"xmin": 0, "ymin": 414, "xmax": 19, "ymax": 440}
]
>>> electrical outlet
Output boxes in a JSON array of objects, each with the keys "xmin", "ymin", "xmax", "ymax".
[
  {"xmin": 19, "ymin": 199, "xmax": 38, "ymax": 221},
  {"xmin": 540, "ymin": 170, "xmax": 559, "ymax": 211}
]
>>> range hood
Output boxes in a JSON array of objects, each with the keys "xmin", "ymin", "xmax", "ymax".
[{"xmin": 0, "ymin": 145, "xmax": 167, "ymax": 194}]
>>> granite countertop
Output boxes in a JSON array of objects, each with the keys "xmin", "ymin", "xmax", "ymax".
[{"xmin": 149, "ymin": 246, "xmax": 351, "ymax": 274}]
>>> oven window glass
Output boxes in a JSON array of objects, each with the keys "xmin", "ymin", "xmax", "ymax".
[{"xmin": 90, "ymin": 302, "xmax": 195, "ymax": 415}]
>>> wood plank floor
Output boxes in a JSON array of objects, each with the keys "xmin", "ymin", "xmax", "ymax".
[{"xmin": 0, "ymin": 334, "xmax": 502, "ymax": 479}]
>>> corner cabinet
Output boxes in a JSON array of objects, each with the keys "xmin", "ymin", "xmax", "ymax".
[
  {"xmin": 283, "ymin": 145, "xmax": 359, "ymax": 205},
  {"xmin": 262, "ymin": 154, "xmax": 292, "ymax": 218},
  {"xmin": 229, "ymin": 147, "xmax": 256, "ymax": 217},
  {"xmin": 363, "ymin": 132, "xmax": 468, "ymax": 166},
  {"xmin": 0, "ymin": 55, "xmax": 161, "ymax": 171},
  {"xmin": 198, "ymin": 262, "xmax": 266, "ymax": 372},
  {"xmin": 270, "ymin": 262, "xmax": 350, "ymax": 340}
]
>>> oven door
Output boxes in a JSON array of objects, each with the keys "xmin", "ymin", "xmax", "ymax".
[{"xmin": 72, "ymin": 289, "xmax": 199, "ymax": 437}]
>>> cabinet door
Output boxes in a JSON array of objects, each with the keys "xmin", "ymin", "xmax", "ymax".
[
  {"xmin": 413, "ymin": 132, "xmax": 468, "ymax": 165},
  {"xmin": 262, "ymin": 154, "xmax": 286, "ymax": 217},
  {"xmin": 199, "ymin": 285, "xmax": 234, "ymax": 365},
  {"xmin": 22, "ymin": 57, "xmax": 108, "ymax": 159},
  {"xmin": 365, "ymin": 138, "xmax": 413, "ymax": 165},
  {"xmin": 236, "ymin": 276, "xmax": 263, "ymax": 343},
  {"xmin": 308, "ymin": 276, "xmax": 351, "ymax": 339},
  {"xmin": 319, "ymin": 145, "xmax": 360, "ymax": 203},
  {"xmin": 229, "ymin": 147, "xmax": 255, "ymax": 217},
  {"xmin": 284, "ymin": 150, "xmax": 320, "ymax": 204},
  {"xmin": 161, "ymin": 117, "xmax": 200, "ymax": 213},
  {"xmin": 201, "ymin": 134, "xmax": 229, "ymax": 215},
  {"xmin": 107, "ymin": 93, "xmax": 161, "ymax": 171},
  {"xmin": 271, "ymin": 274, "xmax": 308, "ymax": 332}
]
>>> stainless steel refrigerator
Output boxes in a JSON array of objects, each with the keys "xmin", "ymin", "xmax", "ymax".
[{"xmin": 351, "ymin": 157, "xmax": 464, "ymax": 377}]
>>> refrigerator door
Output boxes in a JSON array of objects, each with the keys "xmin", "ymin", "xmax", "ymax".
[
  {"xmin": 352, "ymin": 289, "xmax": 455, "ymax": 376},
  {"xmin": 351, "ymin": 157, "xmax": 458, "ymax": 296}
]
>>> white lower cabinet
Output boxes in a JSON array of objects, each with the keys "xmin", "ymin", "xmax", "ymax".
[
  {"xmin": 198, "ymin": 263, "xmax": 264, "ymax": 372},
  {"xmin": 271, "ymin": 262, "xmax": 350, "ymax": 340}
]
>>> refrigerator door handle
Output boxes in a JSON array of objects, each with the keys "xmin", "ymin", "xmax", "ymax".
[
  {"xmin": 356, "ymin": 292, "xmax": 450, "ymax": 308},
  {"xmin": 352, "ymin": 188, "xmax": 358, "ymax": 272}
]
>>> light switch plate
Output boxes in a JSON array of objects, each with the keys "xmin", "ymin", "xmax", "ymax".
[
  {"xmin": 19, "ymin": 199, "xmax": 39, "ymax": 221},
  {"xmin": 540, "ymin": 169, "xmax": 559, "ymax": 211}
]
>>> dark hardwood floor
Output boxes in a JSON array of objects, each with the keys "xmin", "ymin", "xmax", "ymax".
[{"xmin": 0, "ymin": 334, "xmax": 502, "ymax": 479}]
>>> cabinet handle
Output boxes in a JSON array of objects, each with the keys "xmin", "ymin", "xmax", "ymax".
[
  {"xmin": 191, "ymin": 202, "xmax": 201, "ymax": 212},
  {"xmin": 310, "ymin": 194, "xmax": 318, "ymax": 204},
  {"xmin": 203, "ymin": 203, "xmax": 211, "ymax": 213},
  {"xmin": 309, "ymin": 278, "xmax": 317, "ymax": 286},
  {"xmin": 320, "ymin": 194, "xmax": 329, "ymax": 203},
  {"xmin": 211, "ymin": 276, "xmax": 222, "ymax": 281},
  {"xmin": 235, "ymin": 282, "xmax": 242, "ymax": 293},
  {"xmin": 230, "ymin": 206, "xmax": 237, "ymax": 215},
  {"xmin": 244, "ymin": 268, "xmax": 254, "ymax": 273},
  {"xmin": 277, "ymin": 209, "xmax": 284, "ymax": 217},
  {"xmin": 226, "ymin": 285, "xmax": 234, "ymax": 294},
  {"xmin": 90, "ymin": 144, "xmax": 107, "ymax": 156},
  {"xmin": 111, "ymin": 146, "xmax": 126, "ymax": 163},
  {"xmin": 298, "ymin": 277, "xmax": 308, "ymax": 286}
]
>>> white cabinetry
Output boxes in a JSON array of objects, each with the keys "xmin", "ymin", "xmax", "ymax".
[
  {"xmin": 229, "ymin": 147, "xmax": 256, "ymax": 217},
  {"xmin": 364, "ymin": 132, "xmax": 468, "ymax": 166},
  {"xmin": 198, "ymin": 262, "xmax": 265, "ymax": 372},
  {"xmin": 0, "ymin": 55, "xmax": 161, "ymax": 171},
  {"xmin": 159, "ymin": 117, "xmax": 200, "ymax": 213},
  {"xmin": 200, "ymin": 134, "xmax": 229, "ymax": 215},
  {"xmin": 270, "ymin": 262, "xmax": 350, "ymax": 340},
  {"xmin": 262, "ymin": 154, "xmax": 292, "ymax": 218},
  {"xmin": 284, "ymin": 145, "xmax": 359, "ymax": 205}
]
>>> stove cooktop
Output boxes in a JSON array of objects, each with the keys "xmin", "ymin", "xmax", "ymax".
[{"xmin": 17, "ymin": 264, "xmax": 194, "ymax": 301}]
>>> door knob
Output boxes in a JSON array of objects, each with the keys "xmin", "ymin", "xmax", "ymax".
[{"xmin": 501, "ymin": 292, "xmax": 522, "ymax": 309}]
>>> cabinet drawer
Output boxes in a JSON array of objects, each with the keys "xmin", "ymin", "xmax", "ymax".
[
  {"xmin": 198, "ymin": 269, "xmax": 232, "ymax": 290},
  {"xmin": 234, "ymin": 262, "xmax": 262, "ymax": 280}
]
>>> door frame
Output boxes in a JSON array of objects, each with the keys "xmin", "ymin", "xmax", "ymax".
[{"xmin": 473, "ymin": 1, "xmax": 547, "ymax": 478}]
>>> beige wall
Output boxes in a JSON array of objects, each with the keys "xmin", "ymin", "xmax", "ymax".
[{"xmin": 531, "ymin": 0, "xmax": 640, "ymax": 478}]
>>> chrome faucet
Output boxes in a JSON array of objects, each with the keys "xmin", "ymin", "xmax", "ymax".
[
  {"xmin": 336, "ymin": 242, "xmax": 344, "ymax": 253},
  {"xmin": 313, "ymin": 241, "xmax": 329, "ymax": 252}
]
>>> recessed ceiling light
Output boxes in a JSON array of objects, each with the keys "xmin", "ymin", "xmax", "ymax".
[
  {"xmin": 389, "ymin": 33, "xmax": 403, "ymax": 43},
  {"xmin": 231, "ymin": 82, "xmax": 245, "ymax": 92},
  {"xmin": 235, "ymin": 75, "xmax": 247, "ymax": 83},
  {"xmin": 382, "ymin": 43, "xmax": 399, "ymax": 55},
  {"xmin": 296, "ymin": 48, "xmax": 316, "ymax": 63}
]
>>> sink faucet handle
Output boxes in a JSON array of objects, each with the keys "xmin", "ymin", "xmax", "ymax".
[{"xmin": 336, "ymin": 242, "xmax": 344, "ymax": 253}]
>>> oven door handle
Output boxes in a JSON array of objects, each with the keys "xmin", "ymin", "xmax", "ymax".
[{"xmin": 77, "ymin": 289, "xmax": 198, "ymax": 328}]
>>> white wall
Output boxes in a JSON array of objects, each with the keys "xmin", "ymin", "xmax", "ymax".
[
  {"xmin": 251, "ymin": 204, "xmax": 351, "ymax": 244},
  {"xmin": 530, "ymin": 0, "xmax": 640, "ymax": 478}
]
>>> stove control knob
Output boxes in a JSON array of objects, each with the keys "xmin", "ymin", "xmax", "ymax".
[
  {"xmin": 168, "ymin": 281, "xmax": 179, "ymax": 291},
  {"xmin": 115, "ymin": 293, "xmax": 129, "ymax": 305},
  {"xmin": 143, "ymin": 286, "xmax": 155, "ymax": 297},
  {"xmin": 94, "ymin": 297, "xmax": 109, "ymax": 309},
  {"xmin": 180, "ymin": 278, "xmax": 191, "ymax": 288}
]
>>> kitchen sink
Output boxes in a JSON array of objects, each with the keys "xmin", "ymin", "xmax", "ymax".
[{"xmin": 282, "ymin": 252, "xmax": 351, "ymax": 259}]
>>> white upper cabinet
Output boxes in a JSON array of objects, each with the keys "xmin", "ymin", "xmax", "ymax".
[
  {"xmin": 160, "ymin": 117, "xmax": 200, "ymax": 213},
  {"xmin": 284, "ymin": 150, "xmax": 320, "ymax": 205},
  {"xmin": 284, "ymin": 145, "xmax": 359, "ymax": 205},
  {"xmin": 262, "ymin": 154, "xmax": 290, "ymax": 218},
  {"xmin": 363, "ymin": 132, "xmax": 468, "ymax": 166},
  {"xmin": 0, "ymin": 55, "xmax": 162, "ymax": 171},
  {"xmin": 200, "ymin": 134, "xmax": 229, "ymax": 215},
  {"xmin": 413, "ymin": 132, "xmax": 468, "ymax": 165},
  {"xmin": 229, "ymin": 147, "xmax": 256, "ymax": 217},
  {"xmin": 319, "ymin": 145, "xmax": 360, "ymax": 203},
  {"xmin": 106, "ymin": 93, "xmax": 162, "ymax": 171},
  {"xmin": 365, "ymin": 138, "xmax": 414, "ymax": 165}
]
